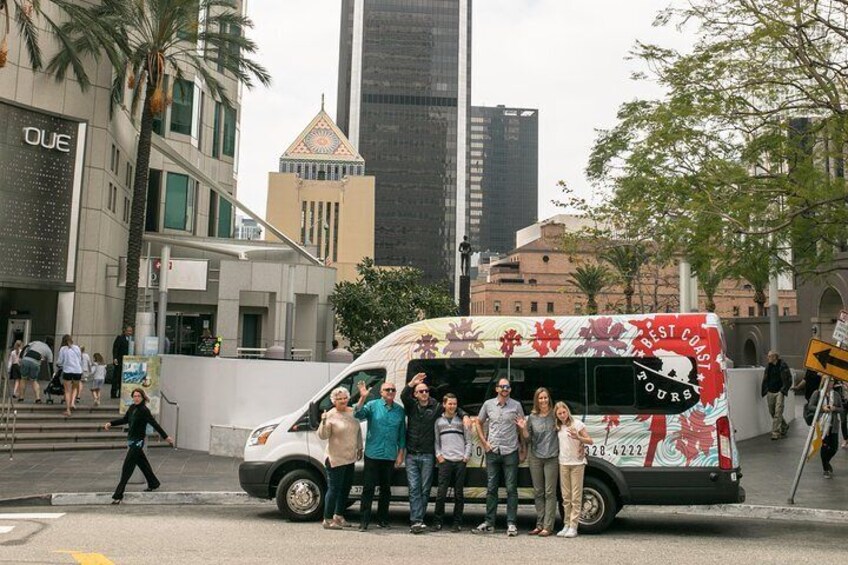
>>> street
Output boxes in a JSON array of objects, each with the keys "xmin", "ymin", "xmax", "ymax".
[{"xmin": 0, "ymin": 505, "xmax": 844, "ymax": 564}]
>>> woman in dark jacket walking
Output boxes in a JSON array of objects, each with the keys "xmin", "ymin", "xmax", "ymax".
[{"xmin": 104, "ymin": 388, "xmax": 174, "ymax": 503}]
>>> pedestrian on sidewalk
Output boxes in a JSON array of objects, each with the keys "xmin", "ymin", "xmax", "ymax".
[
  {"xmin": 806, "ymin": 380, "xmax": 843, "ymax": 478},
  {"xmin": 317, "ymin": 386, "xmax": 362, "ymax": 530},
  {"xmin": 354, "ymin": 380, "xmax": 406, "ymax": 531},
  {"xmin": 19, "ymin": 337, "xmax": 53, "ymax": 404},
  {"xmin": 7, "ymin": 340, "xmax": 22, "ymax": 402},
  {"xmin": 761, "ymin": 350, "xmax": 791, "ymax": 440},
  {"xmin": 111, "ymin": 325, "xmax": 133, "ymax": 399},
  {"xmin": 516, "ymin": 387, "xmax": 558, "ymax": 537},
  {"xmin": 433, "ymin": 393, "xmax": 471, "ymax": 532},
  {"xmin": 58, "ymin": 335, "xmax": 84, "ymax": 416},
  {"xmin": 89, "ymin": 353, "xmax": 107, "ymax": 406},
  {"xmin": 555, "ymin": 401, "xmax": 593, "ymax": 539},
  {"xmin": 105, "ymin": 388, "xmax": 174, "ymax": 503},
  {"xmin": 326, "ymin": 340, "xmax": 354, "ymax": 364}
]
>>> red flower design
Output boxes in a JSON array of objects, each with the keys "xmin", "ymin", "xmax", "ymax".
[
  {"xmin": 499, "ymin": 329, "xmax": 523, "ymax": 358},
  {"xmin": 530, "ymin": 319, "xmax": 562, "ymax": 357},
  {"xmin": 414, "ymin": 334, "xmax": 439, "ymax": 359},
  {"xmin": 602, "ymin": 413, "xmax": 620, "ymax": 444},
  {"xmin": 575, "ymin": 317, "xmax": 627, "ymax": 357},
  {"xmin": 636, "ymin": 413, "xmax": 667, "ymax": 467},
  {"xmin": 673, "ymin": 410, "xmax": 714, "ymax": 464}
]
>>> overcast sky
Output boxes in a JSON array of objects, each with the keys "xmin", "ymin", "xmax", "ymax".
[{"xmin": 238, "ymin": 0, "xmax": 690, "ymax": 223}]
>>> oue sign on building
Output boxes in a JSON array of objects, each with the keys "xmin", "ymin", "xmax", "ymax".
[{"xmin": 22, "ymin": 126, "xmax": 73, "ymax": 153}]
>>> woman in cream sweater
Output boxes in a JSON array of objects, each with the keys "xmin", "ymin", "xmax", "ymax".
[{"xmin": 317, "ymin": 386, "xmax": 363, "ymax": 529}]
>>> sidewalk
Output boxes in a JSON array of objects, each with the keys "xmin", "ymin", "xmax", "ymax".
[{"xmin": 0, "ymin": 405, "xmax": 843, "ymax": 513}]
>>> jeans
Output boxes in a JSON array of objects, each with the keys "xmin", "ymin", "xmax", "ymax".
[
  {"xmin": 113, "ymin": 444, "xmax": 159, "ymax": 500},
  {"xmin": 559, "ymin": 464, "xmax": 585, "ymax": 528},
  {"xmin": 360, "ymin": 457, "xmax": 394, "ymax": 526},
  {"xmin": 406, "ymin": 452, "xmax": 435, "ymax": 524},
  {"xmin": 766, "ymin": 392, "xmax": 788, "ymax": 437},
  {"xmin": 324, "ymin": 461, "xmax": 354, "ymax": 520},
  {"xmin": 527, "ymin": 454, "xmax": 558, "ymax": 531},
  {"xmin": 484, "ymin": 449, "xmax": 519, "ymax": 526},
  {"xmin": 434, "ymin": 460, "xmax": 466, "ymax": 526},
  {"xmin": 822, "ymin": 431, "xmax": 838, "ymax": 473}
]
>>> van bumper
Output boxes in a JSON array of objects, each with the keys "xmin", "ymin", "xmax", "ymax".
[
  {"xmin": 621, "ymin": 467, "xmax": 745, "ymax": 505},
  {"xmin": 239, "ymin": 461, "xmax": 273, "ymax": 499}
]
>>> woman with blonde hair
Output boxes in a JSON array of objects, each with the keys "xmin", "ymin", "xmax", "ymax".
[
  {"xmin": 57, "ymin": 334, "xmax": 84, "ymax": 416},
  {"xmin": 516, "ymin": 387, "xmax": 558, "ymax": 536},
  {"xmin": 317, "ymin": 386, "xmax": 362, "ymax": 529},
  {"xmin": 7, "ymin": 340, "xmax": 22, "ymax": 401},
  {"xmin": 555, "ymin": 401, "xmax": 593, "ymax": 538}
]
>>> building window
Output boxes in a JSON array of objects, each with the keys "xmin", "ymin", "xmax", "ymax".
[
  {"xmin": 494, "ymin": 300, "xmax": 501, "ymax": 313},
  {"xmin": 222, "ymin": 106, "xmax": 237, "ymax": 157},
  {"xmin": 530, "ymin": 302, "xmax": 538, "ymax": 313},
  {"xmin": 575, "ymin": 303, "xmax": 583, "ymax": 315},
  {"xmin": 217, "ymin": 22, "xmax": 241, "ymax": 72},
  {"xmin": 207, "ymin": 192, "xmax": 218, "ymax": 237},
  {"xmin": 151, "ymin": 76, "xmax": 170, "ymax": 135},
  {"xmin": 125, "ymin": 163, "xmax": 133, "ymax": 188},
  {"xmin": 110, "ymin": 144, "xmax": 117, "ymax": 174},
  {"xmin": 197, "ymin": 92, "xmax": 205, "ymax": 149},
  {"xmin": 514, "ymin": 301, "xmax": 522, "ymax": 313},
  {"xmin": 732, "ymin": 306, "xmax": 740, "ymax": 317},
  {"xmin": 212, "ymin": 101, "xmax": 221, "ymax": 158},
  {"xmin": 107, "ymin": 182, "xmax": 117, "ymax": 213},
  {"xmin": 146, "ymin": 169, "xmax": 162, "ymax": 232},
  {"xmin": 217, "ymin": 197, "xmax": 233, "ymax": 238},
  {"xmin": 547, "ymin": 302, "xmax": 554, "ymax": 314},
  {"xmin": 783, "ymin": 307, "xmax": 790, "ymax": 316},
  {"xmin": 164, "ymin": 172, "xmax": 196, "ymax": 232},
  {"xmin": 333, "ymin": 202, "xmax": 340, "ymax": 262},
  {"xmin": 170, "ymin": 79, "xmax": 194, "ymax": 135},
  {"xmin": 748, "ymin": 306, "xmax": 755, "ymax": 317},
  {"xmin": 122, "ymin": 196, "xmax": 130, "ymax": 223}
]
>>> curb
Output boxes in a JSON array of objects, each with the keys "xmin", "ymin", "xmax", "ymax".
[
  {"xmin": 622, "ymin": 503, "xmax": 848, "ymax": 524},
  {"xmin": 49, "ymin": 491, "xmax": 273, "ymax": 506}
]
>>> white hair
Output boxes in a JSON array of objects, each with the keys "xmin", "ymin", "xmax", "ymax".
[{"xmin": 330, "ymin": 387, "xmax": 351, "ymax": 402}]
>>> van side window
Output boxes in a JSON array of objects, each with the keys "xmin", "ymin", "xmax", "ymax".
[
  {"xmin": 317, "ymin": 368, "xmax": 386, "ymax": 413},
  {"xmin": 588, "ymin": 357, "xmax": 701, "ymax": 415},
  {"xmin": 508, "ymin": 358, "xmax": 586, "ymax": 416},
  {"xmin": 406, "ymin": 359, "xmax": 506, "ymax": 415}
]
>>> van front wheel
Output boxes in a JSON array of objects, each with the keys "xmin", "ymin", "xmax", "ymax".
[
  {"xmin": 579, "ymin": 476, "xmax": 617, "ymax": 534},
  {"xmin": 276, "ymin": 469, "xmax": 325, "ymax": 522}
]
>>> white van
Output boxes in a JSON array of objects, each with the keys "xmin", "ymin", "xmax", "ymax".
[{"xmin": 239, "ymin": 314, "xmax": 744, "ymax": 533}]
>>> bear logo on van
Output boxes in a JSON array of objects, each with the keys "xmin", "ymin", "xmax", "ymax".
[{"xmin": 633, "ymin": 353, "xmax": 701, "ymax": 406}]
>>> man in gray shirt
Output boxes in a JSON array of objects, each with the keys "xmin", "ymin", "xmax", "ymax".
[
  {"xmin": 433, "ymin": 393, "xmax": 472, "ymax": 531},
  {"xmin": 473, "ymin": 377, "xmax": 524, "ymax": 536}
]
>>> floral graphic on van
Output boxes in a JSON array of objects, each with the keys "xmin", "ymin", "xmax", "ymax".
[
  {"xmin": 414, "ymin": 334, "xmax": 440, "ymax": 359},
  {"xmin": 574, "ymin": 317, "xmax": 627, "ymax": 357},
  {"xmin": 530, "ymin": 319, "xmax": 562, "ymax": 357},
  {"xmin": 442, "ymin": 318, "xmax": 484, "ymax": 358},
  {"xmin": 636, "ymin": 413, "xmax": 667, "ymax": 467},
  {"xmin": 499, "ymin": 329, "xmax": 523, "ymax": 357},
  {"xmin": 602, "ymin": 414, "xmax": 620, "ymax": 443},
  {"xmin": 673, "ymin": 409, "xmax": 714, "ymax": 464}
]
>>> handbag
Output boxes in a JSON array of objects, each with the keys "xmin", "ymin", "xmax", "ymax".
[{"xmin": 105, "ymin": 363, "xmax": 115, "ymax": 385}]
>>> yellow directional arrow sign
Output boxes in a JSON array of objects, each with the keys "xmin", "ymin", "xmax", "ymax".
[{"xmin": 804, "ymin": 338, "xmax": 848, "ymax": 382}]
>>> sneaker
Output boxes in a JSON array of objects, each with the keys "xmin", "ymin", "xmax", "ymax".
[
  {"xmin": 358, "ymin": 523, "xmax": 369, "ymax": 532},
  {"xmin": 507, "ymin": 524, "xmax": 518, "ymax": 537},
  {"xmin": 333, "ymin": 515, "xmax": 351, "ymax": 528},
  {"xmin": 452, "ymin": 524, "xmax": 462, "ymax": 533},
  {"xmin": 323, "ymin": 519, "xmax": 342, "ymax": 530},
  {"xmin": 377, "ymin": 521, "xmax": 392, "ymax": 529},
  {"xmin": 431, "ymin": 522, "xmax": 443, "ymax": 532},
  {"xmin": 410, "ymin": 523, "xmax": 426, "ymax": 534},
  {"xmin": 556, "ymin": 528, "xmax": 569, "ymax": 537},
  {"xmin": 770, "ymin": 435, "xmax": 780, "ymax": 441},
  {"xmin": 824, "ymin": 471, "xmax": 833, "ymax": 479},
  {"xmin": 472, "ymin": 522, "xmax": 494, "ymax": 534},
  {"xmin": 565, "ymin": 527, "xmax": 578, "ymax": 538}
]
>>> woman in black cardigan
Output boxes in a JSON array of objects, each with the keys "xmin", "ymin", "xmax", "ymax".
[{"xmin": 105, "ymin": 388, "xmax": 174, "ymax": 503}]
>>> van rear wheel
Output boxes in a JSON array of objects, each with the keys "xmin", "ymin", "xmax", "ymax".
[
  {"xmin": 275, "ymin": 469, "xmax": 325, "ymax": 522},
  {"xmin": 579, "ymin": 476, "xmax": 617, "ymax": 534}
]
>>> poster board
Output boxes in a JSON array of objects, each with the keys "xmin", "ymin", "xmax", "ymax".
[{"xmin": 120, "ymin": 355, "xmax": 161, "ymax": 415}]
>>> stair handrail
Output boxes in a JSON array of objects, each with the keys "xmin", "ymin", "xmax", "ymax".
[
  {"xmin": 160, "ymin": 391, "xmax": 179, "ymax": 448},
  {"xmin": 8, "ymin": 409, "xmax": 16, "ymax": 461},
  {"xmin": 1, "ymin": 347, "xmax": 11, "ymax": 441}
]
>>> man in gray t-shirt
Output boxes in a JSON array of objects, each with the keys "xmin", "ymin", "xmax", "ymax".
[
  {"xmin": 473, "ymin": 377, "xmax": 524, "ymax": 536},
  {"xmin": 20, "ymin": 338, "xmax": 54, "ymax": 403}
]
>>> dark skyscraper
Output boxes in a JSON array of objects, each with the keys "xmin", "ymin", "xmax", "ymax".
[
  {"xmin": 337, "ymin": 0, "xmax": 471, "ymax": 287},
  {"xmin": 470, "ymin": 105, "xmax": 538, "ymax": 254}
]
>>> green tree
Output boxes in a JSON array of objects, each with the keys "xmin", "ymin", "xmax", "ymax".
[
  {"xmin": 0, "ymin": 0, "xmax": 54, "ymax": 71},
  {"xmin": 331, "ymin": 258, "xmax": 457, "ymax": 356},
  {"xmin": 568, "ymin": 264, "xmax": 610, "ymax": 315},
  {"xmin": 602, "ymin": 244, "xmax": 646, "ymax": 314},
  {"xmin": 45, "ymin": 0, "xmax": 271, "ymax": 328}
]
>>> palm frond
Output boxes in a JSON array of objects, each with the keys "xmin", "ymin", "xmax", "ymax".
[{"xmin": 13, "ymin": 0, "xmax": 42, "ymax": 70}]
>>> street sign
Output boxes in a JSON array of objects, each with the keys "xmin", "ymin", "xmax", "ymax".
[
  {"xmin": 804, "ymin": 338, "xmax": 848, "ymax": 382},
  {"xmin": 833, "ymin": 310, "xmax": 848, "ymax": 344}
]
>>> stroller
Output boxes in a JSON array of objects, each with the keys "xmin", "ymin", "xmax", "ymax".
[{"xmin": 45, "ymin": 371, "xmax": 64, "ymax": 404}]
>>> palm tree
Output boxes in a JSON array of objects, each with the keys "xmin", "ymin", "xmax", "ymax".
[
  {"xmin": 694, "ymin": 266, "xmax": 727, "ymax": 313},
  {"xmin": 602, "ymin": 244, "xmax": 646, "ymax": 314},
  {"xmin": 46, "ymin": 0, "xmax": 271, "ymax": 328},
  {"xmin": 0, "ymin": 0, "xmax": 64, "ymax": 71},
  {"xmin": 568, "ymin": 263, "xmax": 610, "ymax": 315}
]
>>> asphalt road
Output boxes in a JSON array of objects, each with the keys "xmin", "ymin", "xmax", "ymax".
[{"xmin": 0, "ymin": 504, "xmax": 844, "ymax": 564}]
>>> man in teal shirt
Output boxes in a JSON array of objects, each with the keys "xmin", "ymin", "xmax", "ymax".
[{"xmin": 355, "ymin": 380, "xmax": 406, "ymax": 531}]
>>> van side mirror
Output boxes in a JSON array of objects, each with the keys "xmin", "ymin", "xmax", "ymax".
[{"xmin": 308, "ymin": 402, "xmax": 320, "ymax": 429}]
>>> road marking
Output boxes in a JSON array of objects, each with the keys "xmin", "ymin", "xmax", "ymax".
[
  {"xmin": 0, "ymin": 526, "xmax": 14, "ymax": 534},
  {"xmin": 0, "ymin": 512, "xmax": 66, "ymax": 520},
  {"xmin": 56, "ymin": 551, "xmax": 116, "ymax": 565}
]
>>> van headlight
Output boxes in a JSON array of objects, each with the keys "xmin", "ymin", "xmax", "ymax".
[{"xmin": 247, "ymin": 424, "xmax": 278, "ymax": 447}]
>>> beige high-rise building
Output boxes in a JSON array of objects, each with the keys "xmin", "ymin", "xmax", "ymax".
[{"xmin": 266, "ymin": 107, "xmax": 375, "ymax": 283}]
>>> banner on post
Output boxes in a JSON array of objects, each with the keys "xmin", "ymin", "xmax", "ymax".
[{"xmin": 120, "ymin": 355, "xmax": 161, "ymax": 416}]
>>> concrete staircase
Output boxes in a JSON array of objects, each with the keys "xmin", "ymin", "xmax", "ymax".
[{"xmin": 0, "ymin": 399, "xmax": 166, "ymax": 453}]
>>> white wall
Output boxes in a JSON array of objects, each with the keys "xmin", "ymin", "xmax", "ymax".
[
  {"xmin": 160, "ymin": 356, "xmax": 347, "ymax": 452},
  {"xmin": 726, "ymin": 367, "xmax": 799, "ymax": 441}
]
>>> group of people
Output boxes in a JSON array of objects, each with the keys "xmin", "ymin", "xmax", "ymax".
[
  {"xmin": 4, "ymin": 325, "xmax": 135, "ymax": 408},
  {"xmin": 763, "ymin": 350, "xmax": 847, "ymax": 479},
  {"xmin": 317, "ymin": 374, "xmax": 593, "ymax": 537}
]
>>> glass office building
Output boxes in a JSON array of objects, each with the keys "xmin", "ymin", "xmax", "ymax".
[
  {"xmin": 337, "ymin": 0, "xmax": 471, "ymax": 286},
  {"xmin": 470, "ymin": 105, "xmax": 539, "ymax": 254}
]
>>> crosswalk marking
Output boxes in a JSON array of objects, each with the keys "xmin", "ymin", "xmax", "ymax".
[
  {"xmin": 0, "ymin": 512, "xmax": 66, "ymax": 520},
  {"xmin": 0, "ymin": 526, "xmax": 14, "ymax": 534}
]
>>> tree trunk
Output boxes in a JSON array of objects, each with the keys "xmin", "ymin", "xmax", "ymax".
[
  {"xmin": 587, "ymin": 296, "xmax": 598, "ymax": 315},
  {"xmin": 121, "ymin": 84, "xmax": 156, "ymax": 329},
  {"xmin": 624, "ymin": 282, "xmax": 634, "ymax": 314},
  {"xmin": 705, "ymin": 293, "xmax": 716, "ymax": 313},
  {"xmin": 754, "ymin": 289, "xmax": 766, "ymax": 317}
]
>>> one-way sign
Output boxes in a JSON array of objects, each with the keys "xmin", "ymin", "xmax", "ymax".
[{"xmin": 804, "ymin": 338, "xmax": 848, "ymax": 382}]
